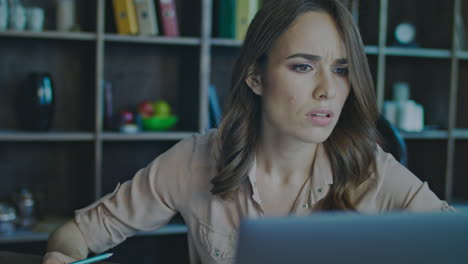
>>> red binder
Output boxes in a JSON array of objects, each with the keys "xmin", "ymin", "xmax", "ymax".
[{"xmin": 157, "ymin": 0, "xmax": 179, "ymax": 37}]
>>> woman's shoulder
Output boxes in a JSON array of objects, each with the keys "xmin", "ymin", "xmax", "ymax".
[
  {"xmin": 366, "ymin": 145, "xmax": 418, "ymax": 188},
  {"xmin": 166, "ymin": 129, "xmax": 218, "ymax": 158},
  {"xmin": 176, "ymin": 128, "xmax": 217, "ymax": 159},
  {"xmin": 160, "ymin": 129, "xmax": 219, "ymax": 183},
  {"xmin": 360, "ymin": 145, "xmax": 453, "ymax": 211}
]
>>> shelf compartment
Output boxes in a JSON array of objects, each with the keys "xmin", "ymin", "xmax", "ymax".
[
  {"xmin": 385, "ymin": 57, "xmax": 451, "ymax": 129},
  {"xmin": 405, "ymin": 140, "xmax": 447, "ymax": 199},
  {"xmin": 0, "ymin": 31, "xmax": 97, "ymax": 41},
  {"xmin": 459, "ymin": 0, "xmax": 468, "ymax": 53},
  {"xmin": 101, "ymin": 132, "xmax": 194, "ymax": 141},
  {"xmin": 0, "ymin": 131, "xmax": 94, "ymax": 141},
  {"xmin": 453, "ymin": 140, "xmax": 468, "ymax": 202},
  {"xmin": 0, "ymin": 39, "xmax": 96, "ymax": 131},
  {"xmin": 386, "ymin": 0, "xmax": 454, "ymax": 49},
  {"xmin": 104, "ymin": 0, "xmax": 201, "ymax": 37},
  {"xmin": 104, "ymin": 34, "xmax": 201, "ymax": 46},
  {"xmin": 5, "ymin": 0, "xmax": 98, "ymax": 33},
  {"xmin": 210, "ymin": 47, "xmax": 240, "ymax": 108},
  {"xmin": 101, "ymin": 141, "xmax": 178, "ymax": 195},
  {"xmin": 357, "ymin": 0, "xmax": 380, "ymax": 46},
  {"xmin": 384, "ymin": 47, "xmax": 451, "ymax": 59},
  {"xmin": 0, "ymin": 142, "xmax": 95, "ymax": 217},
  {"xmin": 104, "ymin": 44, "xmax": 199, "ymax": 132},
  {"xmin": 456, "ymin": 61, "xmax": 468, "ymax": 128}
]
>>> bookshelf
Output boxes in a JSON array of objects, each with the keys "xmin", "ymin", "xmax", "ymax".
[{"xmin": 1, "ymin": 0, "xmax": 468, "ymax": 262}]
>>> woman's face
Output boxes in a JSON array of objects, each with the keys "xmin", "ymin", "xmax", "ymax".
[{"xmin": 248, "ymin": 11, "xmax": 351, "ymax": 144}]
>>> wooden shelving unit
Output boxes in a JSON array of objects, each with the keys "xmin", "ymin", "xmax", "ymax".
[
  {"xmin": 0, "ymin": 131, "xmax": 95, "ymax": 141},
  {"xmin": 1, "ymin": 1, "xmax": 467, "ymax": 261},
  {"xmin": 101, "ymin": 131, "xmax": 195, "ymax": 141},
  {"xmin": 0, "ymin": 30, "xmax": 97, "ymax": 41}
]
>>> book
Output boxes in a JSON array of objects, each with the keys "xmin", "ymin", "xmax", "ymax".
[
  {"xmin": 103, "ymin": 81, "xmax": 115, "ymax": 130},
  {"xmin": 218, "ymin": 0, "xmax": 236, "ymax": 38},
  {"xmin": 208, "ymin": 84, "xmax": 222, "ymax": 128},
  {"xmin": 134, "ymin": 0, "xmax": 159, "ymax": 35},
  {"xmin": 235, "ymin": 0, "xmax": 259, "ymax": 40},
  {"xmin": 112, "ymin": 0, "xmax": 139, "ymax": 34},
  {"xmin": 157, "ymin": 0, "xmax": 179, "ymax": 37},
  {"xmin": 460, "ymin": 1, "xmax": 468, "ymax": 50}
]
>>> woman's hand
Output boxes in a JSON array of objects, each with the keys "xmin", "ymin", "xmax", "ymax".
[{"xmin": 42, "ymin": 251, "xmax": 78, "ymax": 264}]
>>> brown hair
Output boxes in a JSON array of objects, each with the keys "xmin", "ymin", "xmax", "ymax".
[{"xmin": 211, "ymin": 0, "xmax": 379, "ymax": 210}]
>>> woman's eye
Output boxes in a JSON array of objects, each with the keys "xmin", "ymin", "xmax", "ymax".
[
  {"xmin": 292, "ymin": 64, "xmax": 313, "ymax": 73},
  {"xmin": 333, "ymin": 67, "xmax": 348, "ymax": 76}
]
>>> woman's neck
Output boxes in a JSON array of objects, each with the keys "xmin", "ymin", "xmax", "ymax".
[{"xmin": 256, "ymin": 128, "xmax": 318, "ymax": 183}]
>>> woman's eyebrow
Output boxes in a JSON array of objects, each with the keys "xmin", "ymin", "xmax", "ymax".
[
  {"xmin": 286, "ymin": 53, "xmax": 321, "ymax": 61},
  {"xmin": 335, "ymin": 58, "xmax": 348, "ymax": 64},
  {"xmin": 286, "ymin": 53, "xmax": 348, "ymax": 64}
]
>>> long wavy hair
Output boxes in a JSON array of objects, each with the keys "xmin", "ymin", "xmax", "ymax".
[{"xmin": 211, "ymin": 0, "xmax": 379, "ymax": 210}]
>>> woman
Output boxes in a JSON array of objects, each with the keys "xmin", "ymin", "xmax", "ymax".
[{"xmin": 43, "ymin": 0, "xmax": 454, "ymax": 263}]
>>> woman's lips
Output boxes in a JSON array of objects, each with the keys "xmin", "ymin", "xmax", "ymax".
[{"xmin": 306, "ymin": 109, "xmax": 334, "ymax": 126}]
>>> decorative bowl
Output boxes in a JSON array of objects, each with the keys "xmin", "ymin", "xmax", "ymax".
[{"xmin": 142, "ymin": 115, "xmax": 178, "ymax": 131}]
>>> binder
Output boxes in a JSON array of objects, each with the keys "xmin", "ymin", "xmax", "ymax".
[
  {"xmin": 218, "ymin": 0, "xmax": 236, "ymax": 38},
  {"xmin": 157, "ymin": 0, "xmax": 179, "ymax": 37},
  {"xmin": 134, "ymin": 0, "xmax": 159, "ymax": 35},
  {"xmin": 209, "ymin": 84, "xmax": 222, "ymax": 128},
  {"xmin": 235, "ymin": 0, "xmax": 259, "ymax": 40},
  {"xmin": 112, "ymin": 0, "xmax": 139, "ymax": 34}
]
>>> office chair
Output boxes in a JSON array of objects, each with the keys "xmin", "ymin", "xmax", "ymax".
[{"xmin": 376, "ymin": 114, "xmax": 408, "ymax": 167}]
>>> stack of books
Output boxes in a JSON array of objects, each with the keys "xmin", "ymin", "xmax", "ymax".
[
  {"xmin": 112, "ymin": 0, "xmax": 179, "ymax": 36},
  {"xmin": 218, "ymin": 0, "xmax": 260, "ymax": 40}
]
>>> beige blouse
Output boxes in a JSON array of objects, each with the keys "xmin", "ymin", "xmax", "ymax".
[{"xmin": 74, "ymin": 129, "xmax": 454, "ymax": 264}]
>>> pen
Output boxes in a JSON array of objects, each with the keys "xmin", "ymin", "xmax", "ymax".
[{"xmin": 69, "ymin": 253, "xmax": 113, "ymax": 264}]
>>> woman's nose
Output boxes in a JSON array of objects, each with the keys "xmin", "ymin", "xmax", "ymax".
[{"xmin": 312, "ymin": 71, "xmax": 337, "ymax": 100}]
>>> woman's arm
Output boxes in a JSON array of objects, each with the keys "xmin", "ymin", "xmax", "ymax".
[
  {"xmin": 373, "ymin": 146, "xmax": 454, "ymax": 212},
  {"xmin": 42, "ymin": 220, "xmax": 89, "ymax": 263}
]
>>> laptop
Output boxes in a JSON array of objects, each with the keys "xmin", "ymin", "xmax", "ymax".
[{"xmin": 234, "ymin": 211, "xmax": 468, "ymax": 264}]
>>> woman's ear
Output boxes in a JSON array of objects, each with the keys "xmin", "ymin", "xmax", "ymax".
[{"xmin": 245, "ymin": 64, "xmax": 263, "ymax": 95}]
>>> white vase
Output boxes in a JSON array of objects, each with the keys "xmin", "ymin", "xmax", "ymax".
[
  {"xmin": 9, "ymin": 4, "xmax": 26, "ymax": 31},
  {"xmin": 26, "ymin": 7, "xmax": 44, "ymax": 32},
  {"xmin": 56, "ymin": 0, "xmax": 75, "ymax": 31},
  {"xmin": 0, "ymin": 0, "xmax": 8, "ymax": 31}
]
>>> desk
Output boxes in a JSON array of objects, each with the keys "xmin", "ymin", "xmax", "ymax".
[{"xmin": 0, "ymin": 251, "xmax": 116, "ymax": 264}]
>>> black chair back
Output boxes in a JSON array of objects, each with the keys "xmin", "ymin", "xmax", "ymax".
[{"xmin": 376, "ymin": 115, "xmax": 408, "ymax": 167}]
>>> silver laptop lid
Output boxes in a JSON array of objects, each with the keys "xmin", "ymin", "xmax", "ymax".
[{"xmin": 235, "ymin": 211, "xmax": 468, "ymax": 264}]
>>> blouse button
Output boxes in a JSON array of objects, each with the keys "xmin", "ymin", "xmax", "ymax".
[
  {"xmin": 317, "ymin": 187, "xmax": 323, "ymax": 193},
  {"xmin": 214, "ymin": 249, "xmax": 221, "ymax": 257},
  {"xmin": 302, "ymin": 203, "xmax": 309, "ymax": 209}
]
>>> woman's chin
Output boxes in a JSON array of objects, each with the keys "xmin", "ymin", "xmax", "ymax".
[{"xmin": 296, "ymin": 129, "xmax": 332, "ymax": 144}]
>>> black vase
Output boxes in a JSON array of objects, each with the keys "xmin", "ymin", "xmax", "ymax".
[{"xmin": 16, "ymin": 73, "xmax": 55, "ymax": 131}]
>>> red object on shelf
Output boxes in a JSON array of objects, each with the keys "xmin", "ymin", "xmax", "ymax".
[
  {"xmin": 157, "ymin": 0, "xmax": 179, "ymax": 37},
  {"xmin": 138, "ymin": 100, "xmax": 155, "ymax": 117},
  {"xmin": 120, "ymin": 110, "xmax": 134, "ymax": 124}
]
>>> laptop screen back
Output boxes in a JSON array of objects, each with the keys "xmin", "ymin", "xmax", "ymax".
[{"xmin": 235, "ymin": 212, "xmax": 468, "ymax": 264}]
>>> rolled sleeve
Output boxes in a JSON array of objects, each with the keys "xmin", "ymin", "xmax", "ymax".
[
  {"xmin": 404, "ymin": 182, "xmax": 456, "ymax": 212},
  {"xmin": 375, "ymin": 147, "xmax": 455, "ymax": 212},
  {"xmin": 74, "ymin": 137, "xmax": 194, "ymax": 253}
]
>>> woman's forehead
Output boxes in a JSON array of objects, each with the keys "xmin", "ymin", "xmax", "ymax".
[{"xmin": 270, "ymin": 11, "xmax": 347, "ymax": 61}]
